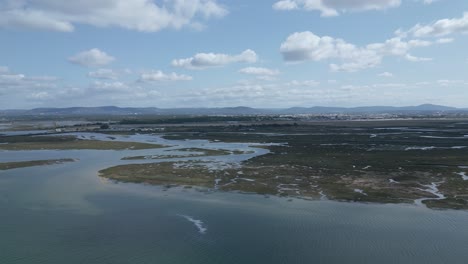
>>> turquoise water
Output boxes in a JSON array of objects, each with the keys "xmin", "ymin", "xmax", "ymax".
[{"xmin": 1, "ymin": 133, "xmax": 468, "ymax": 263}]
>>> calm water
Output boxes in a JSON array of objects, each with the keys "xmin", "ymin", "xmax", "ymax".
[{"xmin": 1, "ymin": 133, "xmax": 468, "ymax": 264}]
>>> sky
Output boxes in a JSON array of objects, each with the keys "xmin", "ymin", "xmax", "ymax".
[{"xmin": 1, "ymin": 0, "xmax": 468, "ymax": 109}]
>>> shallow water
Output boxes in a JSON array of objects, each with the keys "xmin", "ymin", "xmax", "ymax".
[{"xmin": 1, "ymin": 133, "xmax": 468, "ymax": 264}]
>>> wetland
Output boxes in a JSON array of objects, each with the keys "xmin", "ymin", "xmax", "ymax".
[
  {"xmin": 1, "ymin": 118, "xmax": 468, "ymax": 263},
  {"xmin": 97, "ymin": 120, "xmax": 468, "ymax": 209}
]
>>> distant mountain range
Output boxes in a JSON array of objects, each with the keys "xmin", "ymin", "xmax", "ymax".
[{"xmin": 1, "ymin": 104, "xmax": 467, "ymax": 116}]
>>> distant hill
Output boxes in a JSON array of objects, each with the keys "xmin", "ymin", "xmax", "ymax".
[
  {"xmin": 0, "ymin": 104, "xmax": 466, "ymax": 116},
  {"xmin": 281, "ymin": 104, "xmax": 459, "ymax": 114}
]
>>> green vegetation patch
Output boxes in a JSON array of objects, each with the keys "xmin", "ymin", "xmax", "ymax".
[
  {"xmin": 0, "ymin": 159, "xmax": 76, "ymax": 170},
  {"xmin": 0, "ymin": 135, "xmax": 165, "ymax": 150},
  {"xmin": 121, "ymin": 148, "xmax": 253, "ymax": 160},
  {"xmin": 99, "ymin": 162, "xmax": 215, "ymax": 187},
  {"xmin": 106, "ymin": 120, "xmax": 468, "ymax": 210}
]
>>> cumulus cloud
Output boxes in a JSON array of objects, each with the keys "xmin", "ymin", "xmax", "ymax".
[
  {"xmin": 273, "ymin": 0, "xmax": 400, "ymax": 17},
  {"xmin": 238, "ymin": 67, "xmax": 280, "ymax": 81},
  {"xmin": 0, "ymin": 67, "xmax": 63, "ymax": 107},
  {"xmin": 404, "ymin": 54, "xmax": 432, "ymax": 62},
  {"xmin": 239, "ymin": 67, "xmax": 280, "ymax": 76},
  {"xmin": 273, "ymin": 0, "xmax": 300, "ymax": 11},
  {"xmin": 172, "ymin": 78, "xmax": 468, "ymax": 108},
  {"xmin": 172, "ymin": 49, "xmax": 258, "ymax": 69},
  {"xmin": 280, "ymin": 31, "xmax": 433, "ymax": 72},
  {"xmin": 280, "ymin": 31, "xmax": 380, "ymax": 67},
  {"xmin": 0, "ymin": 73, "xmax": 26, "ymax": 85},
  {"xmin": 91, "ymin": 81, "xmax": 132, "ymax": 92},
  {"xmin": 178, "ymin": 80, "xmax": 389, "ymax": 107},
  {"xmin": 378, "ymin": 72, "xmax": 393, "ymax": 77},
  {"xmin": 55, "ymin": 81, "xmax": 162, "ymax": 104},
  {"xmin": 421, "ymin": 0, "xmax": 439, "ymax": 4},
  {"xmin": 404, "ymin": 12, "xmax": 468, "ymax": 38},
  {"xmin": 27, "ymin": 91, "xmax": 52, "ymax": 100},
  {"xmin": 0, "ymin": 70, "xmax": 58, "ymax": 96},
  {"xmin": 287, "ymin": 80, "xmax": 320, "ymax": 87},
  {"xmin": 0, "ymin": 74, "xmax": 56, "ymax": 87},
  {"xmin": 436, "ymin": 38, "xmax": 454, "ymax": 44},
  {"xmin": 437, "ymin": 79, "xmax": 467, "ymax": 86},
  {"xmin": 140, "ymin": 71, "xmax": 193, "ymax": 81},
  {"xmin": 0, "ymin": 0, "xmax": 227, "ymax": 32},
  {"xmin": 68, "ymin": 49, "xmax": 115, "ymax": 67}
]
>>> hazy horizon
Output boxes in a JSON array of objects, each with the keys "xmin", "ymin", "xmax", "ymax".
[{"xmin": 2, "ymin": 103, "xmax": 467, "ymax": 112}]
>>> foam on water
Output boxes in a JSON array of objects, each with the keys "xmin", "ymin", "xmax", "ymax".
[{"xmin": 179, "ymin": 215, "xmax": 207, "ymax": 234}]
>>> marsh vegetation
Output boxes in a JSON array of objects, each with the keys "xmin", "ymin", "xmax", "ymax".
[
  {"xmin": 98, "ymin": 120, "xmax": 468, "ymax": 209},
  {"xmin": 0, "ymin": 159, "xmax": 75, "ymax": 170},
  {"xmin": 0, "ymin": 135, "xmax": 164, "ymax": 150},
  {"xmin": 2, "ymin": 119, "xmax": 467, "ymax": 209}
]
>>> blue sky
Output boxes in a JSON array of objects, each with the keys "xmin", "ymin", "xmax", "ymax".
[{"xmin": 1, "ymin": 0, "xmax": 468, "ymax": 109}]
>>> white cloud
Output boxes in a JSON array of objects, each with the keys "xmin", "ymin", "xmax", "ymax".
[
  {"xmin": 404, "ymin": 54, "xmax": 432, "ymax": 62},
  {"xmin": 272, "ymin": 0, "xmax": 400, "ymax": 17},
  {"xmin": 280, "ymin": 31, "xmax": 433, "ymax": 72},
  {"xmin": 437, "ymin": 79, "xmax": 467, "ymax": 86},
  {"xmin": 172, "ymin": 49, "xmax": 258, "ymax": 69},
  {"xmin": 91, "ymin": 81, "xmax": 131, "ymax": 92},
  {"xmin": 0, "ymin": 73, "xmax": 57, "ymax": 87},
  {"xmin": 239, "ymin": 67, "xmax": 280, "ymax": 76},
  {"xmin": 68, "ymin": 49, "xmax": 115, "ymax": 67},
  {"xmin": 280, "ymin": 32, "xmax": 357, "ymax": 61},
  {"xmin": 0, "ymin": 68, "xmax": 64, "ymax": 107},
  {"xmin": 28, "ymin": 91, "xmax": 52, "ymax": 100},
  {"xmin": 405, "ymin": 12, "xmax": 468, "ymax": 38},
  {"xmin": 0, "ymin": 73, "xmax": 26, "ymax": 84},
  {"xmin": 140, "ymin": 71, "xmax": 193, "ymax": 81},
  {"xmin": 436, "ymin": 38, "xmax": 454, "ymax": 44},
  {"xmin": 378, "ymin": 72, "xmax": 393, "ymax": 77},
  {"xmin": 0, "ymin": 8, "xmax": 74, "ymax": 32},
  {"xmin": 287, "ymin": 80, "xmax": 320, "ymax": 87},
  {"xmin": 177, "ymin": 80, "xmax": 401, "ymax": 108},
  {"xmin": 0, "ymin": 70, "xmax": 58, "ymax": 96},
  {"xmin": 421, "ymin": 0, "xmax": 439, "ymax": 4},
  {"xmin": 273, "ymin": 0, "xmax": 299, "ymax": 11},
  {"xmin": 82, "ymin": 79, "xmax": 467, "ymax": 108},
  {"xmin": 0, "ymin": 0, "xmax": 227, "ymax": 32},
  {"xmin": 62, "ymin": 81, "xmax": 162, "ymax": 102},
  {"xmin": 88, "ymin": 69, "xmax": 119, "ymax": 80}
]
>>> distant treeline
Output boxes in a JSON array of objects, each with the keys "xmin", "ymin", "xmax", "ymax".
[{"xmin": 120, "ymin": 116, "xmax": 274, "ymax": 124}]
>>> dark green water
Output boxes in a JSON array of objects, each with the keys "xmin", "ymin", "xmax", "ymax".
[{"xmin": 1, "ymin": 134, "xmax": 468, "ymax": 263}]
